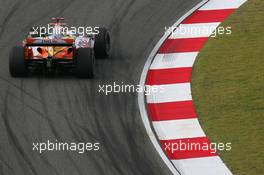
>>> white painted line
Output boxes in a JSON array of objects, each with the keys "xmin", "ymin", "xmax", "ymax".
[
  {"xmin": 172, "ymin": 156, "xmax": 233, "ymax": 175},
  {"xmin": 199, "ymin": 0, "xmax": 247, "ymax": 10},
  {"xmin": 169, "ymin": 22, "xmax": 220, "ymax": 39},
  {"xmin": 146, "ymin": 83, "xmax": 192, "ymax": 104},
  {"xmin": 150, "ymin": 52, "xmax": 198, "ymax": 70},
  {"xmin": 153, "ymin": 119, "xmax": 205, "ymax": 140}
]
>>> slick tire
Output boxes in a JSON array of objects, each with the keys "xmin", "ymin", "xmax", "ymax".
[
  {"xmin": 9, "ymin": 46, "xmax": 28, "ymax": 77},
  {"xmin": 94, "ymin": 27, "xmax": 110, "ymax": 59},
  {"xmin": 75, "ymin": 48, "xmax": 94, "ymax": 78}
]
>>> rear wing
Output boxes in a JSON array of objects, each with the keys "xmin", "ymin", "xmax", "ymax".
[
  {"xmin": 25, "ymin": 38, "xmax": 74, "ymax": 47},
  {"xmin": 26, "ymin": 43, "xmax": 73, "ymax": 47}
]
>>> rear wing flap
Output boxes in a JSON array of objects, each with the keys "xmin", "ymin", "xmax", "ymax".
[{"xmin": 26, "ymin": 43, "xmax": 73, "ymax": 47}]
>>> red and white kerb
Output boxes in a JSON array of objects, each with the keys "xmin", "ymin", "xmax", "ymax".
[{"xmin": 145, "ymin": 0, "xmax": 247, "ymax": 174}]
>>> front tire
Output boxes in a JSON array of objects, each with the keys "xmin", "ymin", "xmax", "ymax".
[
  {"xmin": 9, "ymin": 46, "xmax": 27, "ymax": 77},
  {"xmin": 94, "ymin": 27, "xmax": 110, "ymax": 59},
  {"xmin": 75, "ymin": 48, "xmax": 94, "ymax": 78}
]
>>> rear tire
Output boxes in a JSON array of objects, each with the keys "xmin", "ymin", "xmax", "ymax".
[
  {"xmin": 9, "ymin": 46, "xmax": 27, "ymax": 77},
  {"xmin": 94, "ymin": 27, "xmax": 110, "ymax": 59},
  {"xmin": 75, "ymin": 48, "xmax": 94, "ymax": 78}
]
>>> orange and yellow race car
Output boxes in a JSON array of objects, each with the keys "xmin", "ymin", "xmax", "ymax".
[{"xmin": 9, "ymin": 17, "xmax": 110, "ymax": 78}]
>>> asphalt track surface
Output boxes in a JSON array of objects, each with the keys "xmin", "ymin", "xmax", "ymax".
[{"xmin": 0, "ymin": 0, "xmax": 200, "ymax": 175}]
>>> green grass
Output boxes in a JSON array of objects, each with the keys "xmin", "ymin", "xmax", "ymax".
[{"xmin": 192, "ymin": 0, "xmax": 264, "ymax": 174}]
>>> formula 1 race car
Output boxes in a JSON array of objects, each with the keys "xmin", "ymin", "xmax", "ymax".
[{"xmin": 9, "ymin": 17, "xmax": 110, "ymax": 78}]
